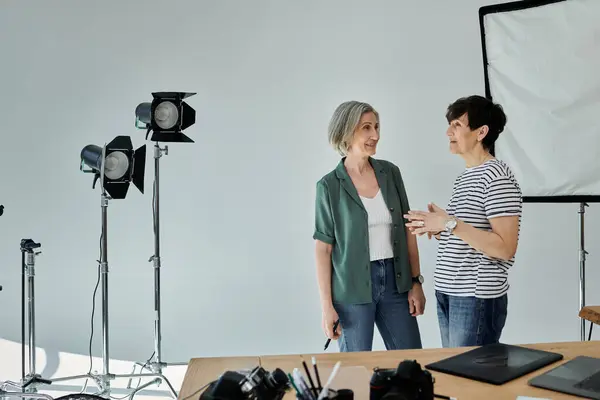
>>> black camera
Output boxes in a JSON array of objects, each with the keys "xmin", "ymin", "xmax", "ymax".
[
  {"xmin": 369, "ymin": 360, "xmax": 434, "ymax": 400},
  {"xmin": 200, "ymin": 366, "xmax": 290, "ymax": 400}
]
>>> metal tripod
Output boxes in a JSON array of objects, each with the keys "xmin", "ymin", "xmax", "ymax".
[
  {"xmin": 43, "ymin": 190, "xmax": 178, "ymax": 399},
  {"xmin": 0, "ymin": 240, "xmax": 54, "ymax": 400},
  {"xmin": 126, "ymin": 143, "xmax": 187, "ymax": 393},
  {"xmin": 20, "ymin": 240, "xmax": 53, "ymax": 392}
]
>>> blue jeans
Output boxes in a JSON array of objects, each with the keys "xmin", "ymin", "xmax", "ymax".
[
  {"xmin": 332, "ymin": 258, "xmax": 422, "ymax": 352},
  {"xmin": 435, "ymin": 290, "xmax": 508, "ymax": 348}
]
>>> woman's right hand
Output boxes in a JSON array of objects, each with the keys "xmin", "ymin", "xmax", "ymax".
[{"xmin": 322, "ymin": 304, "xmax": 341, "ymax": 340}]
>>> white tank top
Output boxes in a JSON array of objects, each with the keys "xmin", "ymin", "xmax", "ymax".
[{"xmin": 359, "ymin": 190, "xmax": 394, "ymax": 261}]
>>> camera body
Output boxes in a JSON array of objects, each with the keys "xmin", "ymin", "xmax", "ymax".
[
  {"xmin": 369, "ymin": 360, "xmax": 434, "ymax": 400},
  {"xmin": 200, "ymin": 366, "xmax": 289, "ymax": 400}
]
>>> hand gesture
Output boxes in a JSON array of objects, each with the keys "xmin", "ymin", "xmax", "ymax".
[{"xmin": 404, "ymin": 203, "xmax": 450, "ymax": 236}]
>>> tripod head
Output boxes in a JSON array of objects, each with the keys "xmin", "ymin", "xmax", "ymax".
[{"xmin": 21, "ymin": 239, "xmax": 41, "ymax": 253}]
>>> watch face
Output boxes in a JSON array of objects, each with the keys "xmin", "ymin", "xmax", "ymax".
[{"xmin": 446, "ymin": 218, "xmax": 457, "ymax": 231}]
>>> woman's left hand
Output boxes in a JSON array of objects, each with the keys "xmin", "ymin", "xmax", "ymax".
[
  {"xmin": 408, "ymin": 284, "xmax": 426, "ymax": 316},
  {"xmin": 404, "ymin": 203, "xmax": 450, "ymax": 235}
]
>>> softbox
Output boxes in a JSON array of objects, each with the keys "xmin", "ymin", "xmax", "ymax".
[
  {"xmin": 479, "ymin": 0, "xmax": 600, "ymax": 202},
  {"xmin": 479, "ymin": 0, "xmax": 600, "ymax": 342}
]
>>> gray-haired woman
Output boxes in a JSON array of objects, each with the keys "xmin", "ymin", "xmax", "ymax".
[{"xmin": 313, "ymin": 100, "xmax": 424, "ymax": 352}]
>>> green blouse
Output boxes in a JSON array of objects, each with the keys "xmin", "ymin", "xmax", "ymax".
[{"xmin": 313, "ymin": 157, "xmax": 414, "ymax": 304}]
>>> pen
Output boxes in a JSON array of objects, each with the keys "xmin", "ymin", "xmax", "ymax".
[
  {"xmin": 301, "ymin": 358, "xmax": 318, "ymax": 397},
  {"xmin": 312, "ymin": 356, "xmax": 322, "ymax": 390},
  {"xmin": 288, "ymin": 372, "xmax": 300, "ymax": 395},
  {"xmin": 317, "ymin": 361, "xmax": 341, "ymax": 400},
  {"xmin": 323, "ymin": 320, "xmax": 340, "ymax": 351}
]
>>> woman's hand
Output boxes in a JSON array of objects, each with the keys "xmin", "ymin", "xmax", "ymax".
[
  {"xmin": 408, "ymin": 284, "xmax": 426, "ymax": 316},
  {"xmin": 322, "ymin": 304, "xmax": 341, "ymax": 340},
  {"xmin": 404, "ymin": 203, "xmax": 450, "ymax": 235}
]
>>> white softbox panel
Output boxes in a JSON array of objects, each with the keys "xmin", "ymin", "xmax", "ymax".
[{"xmin": 479, "ymin": 0, "xmax": 600, "ymax": 202}]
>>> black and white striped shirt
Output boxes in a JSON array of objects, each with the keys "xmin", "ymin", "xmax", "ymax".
[{"xmin": 434, "ymin": 159, "xmax": 523, "ymax": 299}]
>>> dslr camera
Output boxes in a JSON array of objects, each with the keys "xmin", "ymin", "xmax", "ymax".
[
  {"xmin": 369, "ymin": 360, "xmax": 434, "ymax": 400},
  {"xmin": 200, "ymin": 365, "xmax": 290, "ymax": 400}
]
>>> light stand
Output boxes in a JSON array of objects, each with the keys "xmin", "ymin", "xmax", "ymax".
[
  {"xmin": 0, "ymin": 240, "xmax": 53, "ymax": 400},
  {"xmin": 146, "ymin": 143, "xmax": 191, "ymax": 370},
  {"xmin": 127, "ymin": 92, "xmax": 197, "ymax": 384},
  {"xmin": 20, "ymin": 240, "xmax": 53, "ymax": 393},
  {"xmin": 151, "ymin": 143, "xmax": 167, "ymax": 371},
  {"xmin": 125, "ymin": 143, "xmax": 189, "ymax": 394},
  {"xmin": 48, "ymin": 191, "xmax": 175, "ymax": 399},
  {"xmin": 37, "ymin": 136, "xmax": 176, "ymax": 399},
  {"xmin": 578, "ymin": 202, "xmax": 588, "ymax": 341}
]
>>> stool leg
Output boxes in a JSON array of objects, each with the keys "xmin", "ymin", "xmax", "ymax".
[{"xmin": 588, "ymin": 324, "xmax": 593, "ymax": 341}]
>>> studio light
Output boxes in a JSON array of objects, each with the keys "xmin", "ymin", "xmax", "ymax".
[
  {"xmin": 80, "ymin": 135, "xmax": 146, "ymax": 200},
  {"xmin": 40, "ymin": 134, "xmax": 176, "ymax": 398},
  {"xmin": 135, "ymin": 91, "xmax": 196, "ymax": 143},
  {"xmin": 127, "ymin": 91, "xmax": 198, "ymax": 383}
]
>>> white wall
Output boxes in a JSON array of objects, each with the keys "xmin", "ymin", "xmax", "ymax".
[{"xmin": 1, "ymin": 0, "xmax": 599, "ymax": 381}]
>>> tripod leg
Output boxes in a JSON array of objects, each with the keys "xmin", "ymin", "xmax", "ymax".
[
  {"xmin": 127, "ymin": 378, "xmax": 160, "ymax": 400},
  {"xmin": 115, "ymin": 373, "xmax": 178, "ymax": 400},
  {"xmin": 158, "ymin": 374, "xmax": 178, "ymax": 399}
]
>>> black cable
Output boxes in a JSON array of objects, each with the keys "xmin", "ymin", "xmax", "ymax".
[{"xmin": 87, "ymin": 234, "xmax": 102, "ymax": 374}]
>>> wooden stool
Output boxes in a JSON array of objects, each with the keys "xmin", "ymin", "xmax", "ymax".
[{"xmin": 579, "ymin": 306, "xmax": 600, "ymax": 340}]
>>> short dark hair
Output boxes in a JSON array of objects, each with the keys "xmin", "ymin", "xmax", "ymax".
[{"xmin": 445, "ymin": 95, "xmax": 507, "ymax": 155}]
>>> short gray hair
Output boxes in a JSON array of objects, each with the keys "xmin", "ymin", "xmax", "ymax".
[{"xmin": 328, "ymin": 101, "xmax": 379, "ymax": 156}]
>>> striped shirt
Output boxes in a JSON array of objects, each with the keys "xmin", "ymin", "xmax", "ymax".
[{"xmin": 434, "ymin": 159, "xmax": 523, "ymax": 298}]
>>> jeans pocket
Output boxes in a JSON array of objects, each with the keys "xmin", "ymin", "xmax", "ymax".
[{"xmin": 492, "ymin": 295, "xmax": 508, "ymax": 333}]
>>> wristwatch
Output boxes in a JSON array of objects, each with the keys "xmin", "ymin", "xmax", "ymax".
[
  {"xmin": 412, "ymin": 274, "xmax": 424, "ymax": 285},
  {"xmin": 445, "ymin": 217, "xmax": 458, "ymax": 234}
]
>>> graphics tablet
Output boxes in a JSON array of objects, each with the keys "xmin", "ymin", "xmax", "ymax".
[
  {"xmin": 425, "ymin": 343, "xmax": 563, "ymax": 385},
  {"xmin": 528, "ymin": 355, "xmax": 600, "ymax": 399}
]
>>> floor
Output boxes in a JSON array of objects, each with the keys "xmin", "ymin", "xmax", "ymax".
[{"xmin": 0, "ymin": 339, "xmax": 188, "ymax": 400}]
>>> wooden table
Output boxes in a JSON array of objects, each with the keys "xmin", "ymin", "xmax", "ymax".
[{"xmin": 179, "ymin": 340, "xmax": 600, "ymax": 400}]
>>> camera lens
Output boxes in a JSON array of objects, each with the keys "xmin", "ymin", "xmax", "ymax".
[{"xmin": 268, "ymin": 368, "xmax": 289, "ymax": 388}]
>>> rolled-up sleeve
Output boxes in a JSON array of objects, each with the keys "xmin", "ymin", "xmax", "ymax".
[
  {"xmin": 485, "ymin": 175, "xmax": 523, "ymax": 219},
  {"xmin": 313, "ymin": 180, "xmax": 335, "ymax": 244}
]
